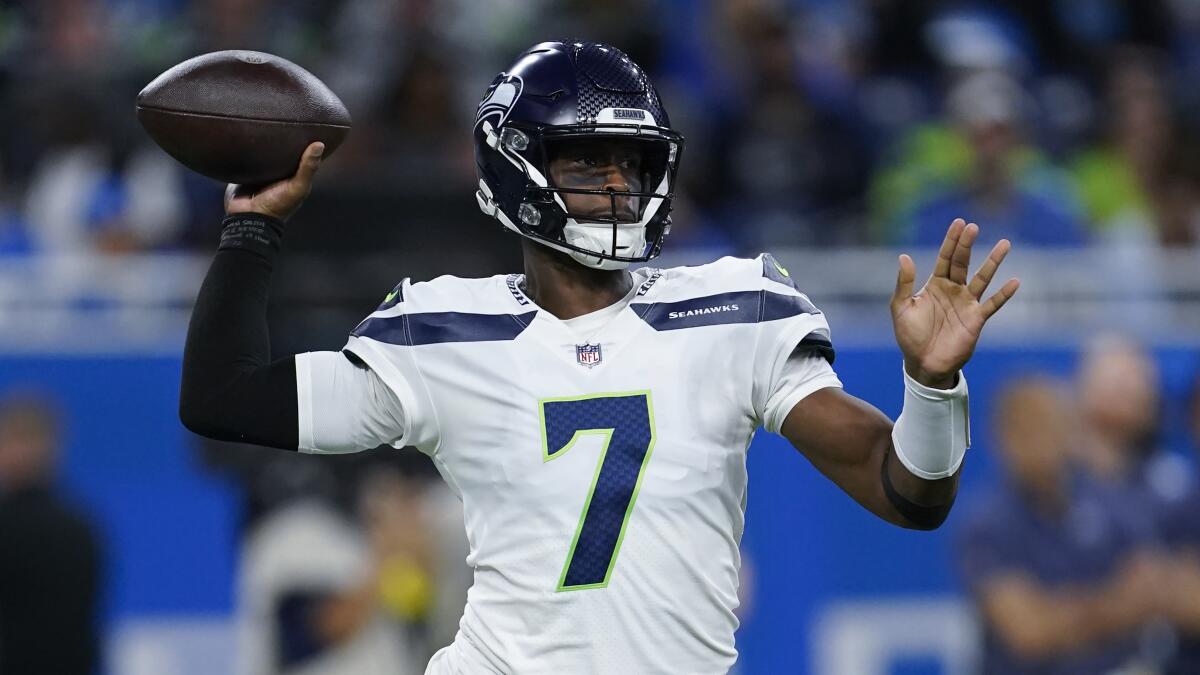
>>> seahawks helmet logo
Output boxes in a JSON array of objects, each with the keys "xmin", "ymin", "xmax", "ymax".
[{"xmin": 476, "ymin": 73, "xmax": 524, "ymax": 129}]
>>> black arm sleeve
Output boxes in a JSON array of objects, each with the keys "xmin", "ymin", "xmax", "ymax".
[
  {"xmin": 881, "ymin": 450, "xmax": 955, "ymax": 531},
  {"xmin": 179, "ymin": 213, "xmax": 299, "ymax": 450}
]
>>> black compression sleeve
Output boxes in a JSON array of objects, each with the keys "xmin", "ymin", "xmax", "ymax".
[
  {"xmin": 179, "ymin": 213, "xmax": 299, "ymax": 450},
  {"xmin": 881, "ymin": 450, "xmax": 954, "ymax": 531}
]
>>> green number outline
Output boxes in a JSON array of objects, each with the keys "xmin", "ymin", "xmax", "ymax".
[{"xmin": 538, "ymin": 390, "xmax": 656, "ymax": 591}]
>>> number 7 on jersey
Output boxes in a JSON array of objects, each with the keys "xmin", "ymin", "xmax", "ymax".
[{"xmin": 539, "ymin": 391, "xmax": 656, "ymax": 591}]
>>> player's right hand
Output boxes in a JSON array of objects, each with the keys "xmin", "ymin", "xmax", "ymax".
[{"xmin": 225, "ymin": 141, "xmax": 324, "ymax": 222}]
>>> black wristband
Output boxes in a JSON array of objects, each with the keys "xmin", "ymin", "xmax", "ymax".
[
  {"xmin": 219, "ymin": 213, "xmax": 284, "ymax": 260},
  {"xmin": 881, "ymin": 450, "xmax": 954, "ymax": 530}
]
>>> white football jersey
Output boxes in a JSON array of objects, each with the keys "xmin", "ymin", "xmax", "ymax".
[{"xmin": 301, "ymin": 254, "xmax": 840, "ymax": 674}]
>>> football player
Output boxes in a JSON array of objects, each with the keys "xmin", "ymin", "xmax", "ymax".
[{"xmin": 180, "ymin": 41, "xmax": 1019, "ymax": 674}]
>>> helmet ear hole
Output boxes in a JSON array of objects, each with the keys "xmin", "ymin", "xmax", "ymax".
[
  {"xmin": 503, "ymin": 128, "xmax": 530, "ymax": 152},
  {"xmin": 518, "ymin": 202, "xmax": 541, "ymax": 227}
]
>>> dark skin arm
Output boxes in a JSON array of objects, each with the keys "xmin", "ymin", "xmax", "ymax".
[
  {"xmin": 782, "ymin": 220, "xmax": 1019, "ymax": 528},
  {"xmin": 782, "ymin": 388, "xmax": 956, "ymax": 528}
]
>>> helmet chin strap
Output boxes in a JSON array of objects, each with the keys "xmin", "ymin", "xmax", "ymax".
[{"xmin": 561, "ymin": 220, "xmax": 647, "ymax": 270}]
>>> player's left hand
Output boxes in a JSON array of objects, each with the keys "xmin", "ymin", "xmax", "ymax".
[{"xmin": 891, "ymin": 218, "xmax": 1020, "ymax": 388}]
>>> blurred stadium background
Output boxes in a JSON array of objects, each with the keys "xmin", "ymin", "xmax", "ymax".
[{"xmin": 3, "ymin": 0, "xmax": 1200, "ymax": 673}]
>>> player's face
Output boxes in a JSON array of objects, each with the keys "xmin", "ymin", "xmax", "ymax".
[
  {"xmin": 1080, "ymin": 345, "xmax": 1159, "ymax": 445},
  {"xmin": 997, "ymin": 383, "xmax": 1071, "ymax": 491},
  {"xmin": 546, "ymin": 138, "xmax": 645, "ymax": 222}
]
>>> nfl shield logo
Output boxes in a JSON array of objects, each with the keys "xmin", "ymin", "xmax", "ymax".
[{"xmin": 576, "ymin": 343, "xmax": 603, "ymax": 368}]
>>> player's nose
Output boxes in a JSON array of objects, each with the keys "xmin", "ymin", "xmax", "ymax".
[{"xmin": 601, "ymin": 164, "xmax": 631, "ymax": 193}]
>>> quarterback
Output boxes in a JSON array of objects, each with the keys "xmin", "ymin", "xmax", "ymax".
[{"xmin": 180, "ymin": 41, "xmax": 1019, "ymax": 673}]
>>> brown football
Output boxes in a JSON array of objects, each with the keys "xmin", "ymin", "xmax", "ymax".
[{"xmin": 137, "ymin": 50, "xmax": 351, "ymax": 185}]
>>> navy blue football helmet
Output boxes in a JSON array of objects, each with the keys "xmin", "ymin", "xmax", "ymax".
[{"xmin": 474, "ymin": 40, "xmax": 684, "ymax": 269}]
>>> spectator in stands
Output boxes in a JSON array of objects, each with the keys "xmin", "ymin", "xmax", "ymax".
[
  {"xmin": 20, "ymin": 83, "xmax": 187, "ymax": 254},
  {"xmin": 236, "ymin": 455, "xmax": 468, "ymax": 675},
  {"xmin": 957, "ymin": 376, "xmax": 1164, "ymax": 674},
  {"xmin": 8, "ymin": 0, "xmax": 188, "ymax": 254},
  {"xmin": 236, "ymin": 456, "xmax": 417, "ymax": 675},
  {"xmin": 358, "ymin": 462, "xmax": 470, "ymax": 664},
  {"xmin": 364, "ymin": 44, "xmax": 474, "ymax": 190},
  {"xmin": 880, "ymin": 71, "xmax": 1087, "ymax": 249},
  {"xmin": 693, "ymin": 0, "xmax": 870, "ymax": 249},
  {"xmin": 1070, "ymin": 49, "xmax": 1200, "ymax": 246},
  {"xmin": 0, "ymin": 392, "xmax": 103, "ymax": 675},
  {"xmin": 1074, "ymin": 336, "xmax": 1168, "ymax": 493},
  {"xmin": 1075, "ymin": 336, "xmax": 1200, "ymax": 670},
  {"xmin": 1074, "ymin": 336, "xmax": 1190, "ymax": 545},
  {"xmin": 1077, "ymin": 336, "xmax": 1200, "ymax": 671}
]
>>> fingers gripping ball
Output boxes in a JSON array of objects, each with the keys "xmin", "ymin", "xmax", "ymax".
[{"xmin": 137, "ymin": 50, "xmax": 351, "ymax": 185}]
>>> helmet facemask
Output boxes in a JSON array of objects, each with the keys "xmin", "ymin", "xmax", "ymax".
[
  {"xmin": 478, "ymin": 118, "xmax": 683, "ymax": 270},
  {"xmin": 537, "ymin": 134, "xmax": 675, "ymax": 269}
]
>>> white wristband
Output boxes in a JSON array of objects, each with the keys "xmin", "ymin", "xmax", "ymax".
[{"xmin": 891, "ymin": 364, "xmax": 970, "ymax": 480}]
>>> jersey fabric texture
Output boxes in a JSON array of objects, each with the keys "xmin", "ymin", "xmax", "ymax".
[{"xmin": 297, "ymin": 254, "xmax": 840, "ymax": 674}]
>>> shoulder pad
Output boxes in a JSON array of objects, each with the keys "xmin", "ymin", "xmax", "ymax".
[
  {"xmin": 642, "ymin": 253, "xmax": 812, "ymax": 302},
  {"xmin": 401, "ymin": 274, "xmax": 518, "ymax": 314}
]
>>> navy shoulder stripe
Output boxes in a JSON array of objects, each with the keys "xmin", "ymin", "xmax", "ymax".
[
  {"xmin": 762, "ymin": 290, "xmax": 819, "ymax": 321},
  {"xmin": 632, "ymin": 290, "xmax": 819, "ymax": 331},
  {"xmin": 353, "ymin": 310, "xmax": 538, "ymax": 345}
]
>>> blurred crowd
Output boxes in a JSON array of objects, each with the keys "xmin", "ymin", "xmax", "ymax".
[
  {"xmin": 3, "ymin": 0, "xmax": 1200, "ymax": 260},
  {"xmin": 958, "ymin": 336, "xmax": 1200, "ymax": 674}
]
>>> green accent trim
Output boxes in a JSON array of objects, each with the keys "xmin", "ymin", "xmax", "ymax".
[
  {"xmin": 384, "ymin": 289, "xmax": 399, "ymax": 303},
  {"xmin": 771, "ymin": 258, "xmax": 790, "ymax": 277},
  {"xmin": 536, "ymin": 390, "xmax": 656, "ymax": 592}
]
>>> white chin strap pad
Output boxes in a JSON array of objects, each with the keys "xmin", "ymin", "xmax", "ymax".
[{"xmin": 562, "ymin": 221, "xmax": 647, "ymax": 270}]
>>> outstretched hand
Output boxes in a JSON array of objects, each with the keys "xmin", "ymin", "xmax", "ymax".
[
  {"xmin": 891, "ymin": 218, "xmax": 1020, "ymax": 388},
  {"xmin": 225, "ymin": 141, "xmax": 325, "ymax": 222}
]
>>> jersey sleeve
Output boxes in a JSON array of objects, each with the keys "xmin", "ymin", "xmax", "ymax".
[
  {"xmin": 295, "ymin": 351, "xmax": 411, "ymax": 454},
  {"xmin": 752, "ymin": 252, "xmax": 841, "ymax": 432},
  {"xmin": 760, "ymin": 351, "xmax": 842, "ymax": 434},
  {"xmin": 304, "ymin": 278, "xmax": 440, "ymax": 454}
]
